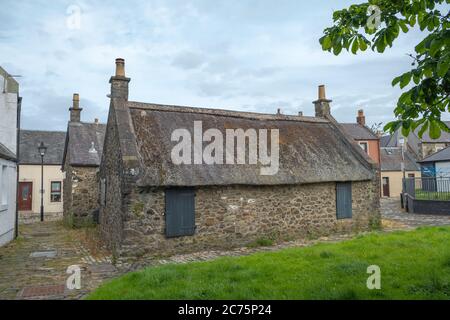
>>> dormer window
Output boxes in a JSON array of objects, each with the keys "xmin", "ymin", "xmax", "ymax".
[
  {"xmin": 89, "ymin": 142, "xmax": 97, "ymax": 154},
  {"xmin": 359, "ymin": 141, "xmax": 368, "ymax": 154}
]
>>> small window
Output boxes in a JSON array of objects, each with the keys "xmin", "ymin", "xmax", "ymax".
[
  {"xmin": 336, "ymin": 182, "xmax": 352, "ymax": 219},
  {"xmin": 359, "ymin": 142, "xmax": 368, "ymax": 154},
  {"xmin": 408, "ymin": 173, "xmax": 415, "ymax": 178},
  {"xmin": 165, "ymin": 188, "xmax": 195, "ymax": 238},
  {"xmin": 50, "ymin": 181, "xmax": 62, "ymax": 202}
]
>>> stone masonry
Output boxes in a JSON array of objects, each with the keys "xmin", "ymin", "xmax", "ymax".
[{"xmin": 107, "ymin": 179, "xmax": 380, "ymax": 258}]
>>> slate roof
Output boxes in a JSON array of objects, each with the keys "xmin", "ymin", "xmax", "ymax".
[
  {"xmin": 380, "ymin": 147, "xmax": 420, "ymax": 171},
  {"xmin": 122, "ymin": 102, "xmax": 375, "ymax": 187},
  {"xmin": 340, "ymin": 123, "xmax": 378, "ymax": 140},
  {"xmin": 62, "ymin": 122, "xmax": 106, "ymax": 168},
  {"xmin": 419, "ymin": 146, "xmax": 450, "ymax": 163},
  {"xmin": 19, "ymin": 130, "xmax": 66, "ymax": 165},
  {"xmin": 380, "ymin": 135, "xmax": 391, "ymax": 147},
  {"xmin": 0, "ymin": 142, "xmax": 16, "ymax": 161}
]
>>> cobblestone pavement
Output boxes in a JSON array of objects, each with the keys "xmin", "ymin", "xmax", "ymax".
[
  {"xmin": 0, "ymin": 222, "xmax": 115, "ymax": 300},
  {"xmin": 1, "ymin": 200, "xmax": 449, "ymax": 300},
  {"xmin": 381, "ymin": 197, "xmax": 450, "ymax": 229}
]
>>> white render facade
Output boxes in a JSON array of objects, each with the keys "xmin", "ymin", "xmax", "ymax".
[{"xmin": 0, "ymin": 66, "xmax": 19, "ymax": 246}]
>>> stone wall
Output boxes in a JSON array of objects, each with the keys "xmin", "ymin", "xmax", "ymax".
[
  {"xmin": 99, "ymin": 106, "xmax": 124, "ymax": 252},
  {"xmin": 63, "ymin": 156, "xmax": 100, "ymax": 223},
  {"xmin": 110, "ymin": 179, "xmax": 380, "ymax": 258}
]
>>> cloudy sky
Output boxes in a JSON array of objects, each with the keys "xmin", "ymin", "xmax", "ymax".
[{"xmin": 1, "ymin": 0, "xmax": 448, "ymax": 131}]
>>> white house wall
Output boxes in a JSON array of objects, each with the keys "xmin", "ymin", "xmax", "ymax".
[
  {"xmin": 0, "ymin": 73, "xmax": 18, "ymax": 153},
  {"xmin": 0, "ymin": 158, "xmax": 17, "ymax": 246}
]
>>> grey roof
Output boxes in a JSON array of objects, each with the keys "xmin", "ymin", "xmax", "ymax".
[
  {"xmin": 0, "ymin": 142, "xmax": 16, "ymax": 161},
  {"xmin": 419, "ymin": 146, "xmax": 450, "ymax": 163},
  {"xmin": 380, "ymin": 147, "xmax": 420, "ymax": 171},
  {"xmin": 122, "ymin": 102, "xmax": 375, "ymax": 187},
  {"xmin": 416, "ymin": 121, "xmax": 450, "ymax": 143},
  {"xmin": 380, "ymin": 135, "xmax": 391, "ymax": 147},
  {"xmin": 340, "ymin": 123, "xmax": 378, "ymax": 140},
  {"xmin": 62, "ymin": 122, "xmax": 106, "ymax": 167},
  {"xmin": 19, "ymin": 130, "xmax": 66, "ymax": 165}
]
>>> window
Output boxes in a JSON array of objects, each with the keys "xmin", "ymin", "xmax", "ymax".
[
  {"xmin": 408, "ymin": 173, "xmax": 415, "ymax": 178},
  {"xmin": 336, "ymin": 182, "xmax": 352, "ymax": 219},
  {"xmin": 1, "ymin": 165, "xmax": 8, "ymax": 210},
  {"xmin": 165, "ymin": 188, "xmax": 195, "ymax": 238},
  {"xmin": 359, "ymin": 142, "xmax": 368, "ymax": 154},
  {"xmin": 50, "ymin": 181, "xmax": 62, "ymax": 202}
]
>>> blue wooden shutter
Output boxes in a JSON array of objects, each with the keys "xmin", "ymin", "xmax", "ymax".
[
  {"xmin": 336, "ymin": 182, "xmax": 352, "ymax": 219},
  {"xmin": 165, "ymin": 188, "xmax": 196, "ymax": 237}
]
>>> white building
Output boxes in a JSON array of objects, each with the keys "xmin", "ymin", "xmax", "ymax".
[{"xmin": 0, "ymin": 66, "xmax": 20, "ymax": 246}]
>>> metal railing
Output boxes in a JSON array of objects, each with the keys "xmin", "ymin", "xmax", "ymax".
[{"xmin": 403, "ymin": 177, "xmax": 450, "ymax": 201}]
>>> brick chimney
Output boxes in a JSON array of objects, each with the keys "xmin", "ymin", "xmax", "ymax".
[
  {"xmin": 109, "ymin": 58, "xmax": 130, "ymax": 100},
  {"xmin": 356, "ymin": 109, "xmax": 366, "ymax": 126},
  {"xmin": 69, "ymin": 93, "xmax": 82, "ymax": 122},
  {"xmin": 313, "ymin": 85, "xmax": 332, "ymax": 118}
]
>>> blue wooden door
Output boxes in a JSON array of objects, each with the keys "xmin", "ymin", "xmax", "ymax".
[
  {"xmin": 336, "ymin": 182, "xmax": 352, "ymax": 219},
  {"xmin": 165, "ymin": 188, "xmax": 196, "ymax": 237}
]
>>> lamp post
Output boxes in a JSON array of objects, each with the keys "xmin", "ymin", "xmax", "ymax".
[{"xmin": 38, "ymin": 142, "xmax": 47, "ymax": 222}]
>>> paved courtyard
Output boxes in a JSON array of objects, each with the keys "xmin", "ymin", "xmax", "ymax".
[{"xmin": 0, "ymin": 199, "xmax": 449, "ymax": 300}]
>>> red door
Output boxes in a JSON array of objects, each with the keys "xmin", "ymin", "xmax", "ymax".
[
  {"xmin": 18, "ymin": 182, "xmax": 33, "ymax": 211},
  {"xmin": 382, "ymin": 177, "xmax": 390, "ymax": 197}
]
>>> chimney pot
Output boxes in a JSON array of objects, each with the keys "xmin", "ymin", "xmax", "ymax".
[
  {"xmin": 298, "ymin": 111, "xmax": 303, "ymax": 116},
  {"xmin": 318, "ymin": 84, "xmax": 326, "ymax": 100},
  {"xmin": 115, "ymin": 58, "xmax": 126, "ymax": 77},
  {"xmin": 69, "ymin": 93, "xmax": 82, "ymax": 122},
  {"xmin": 357, "ymin": 109, "xmax": 366, "ymax": 126},
  {"xmin": 94, "ymin": 118, "xmax": 99, "ymax": 124},
  {"xmin": 313, "ymin": 85, "xmax": 332, "ymax": 118},
  {"xmin": 277, "ymin": 108, "xmax": 281, "ymax": 115}
]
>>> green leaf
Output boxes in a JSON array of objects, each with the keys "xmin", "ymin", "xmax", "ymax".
[
  {"xmin": 409, "ymin": 15, "xmax": 416, "ymax": 27},
  {"xmin": 351, "ymin": 37, "xmax": 359, "ymax": 54},
  {"xmin": 399, "ymin": 20, "xmax": 409, "ymax": 33},
  {"xmin": 429, "ymin": 39, "xmax": 442, "ymax": 57},
  {"xmin": 437, "ymin": 59, "xmax": 450, "ymax": 77},
  {"xmin": 359, "ymin": 37, "xmax": 368, "ymax": 51},
  {"xmin": 429, "ymin": 120, "xmax": 441, "ymax": 139},
  {"xmin": 392, "ymin": 75, "xmax": 402, "ymax": 86},
  {"xmin": 400, "ymin": 72, "xmax": 412, "ymax": 89},
  {"xmin": 417, "ymin": 120, "xmax": 429, "ymax": 138}
]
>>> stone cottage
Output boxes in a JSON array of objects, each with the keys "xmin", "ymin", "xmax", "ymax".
[
  {"xmin": 62, "ymin": 94, "xmax": 106, "ymax": 224},
  {"xmin": 99, "ymin": 59, "xmax": 380, "ymax": 258}
]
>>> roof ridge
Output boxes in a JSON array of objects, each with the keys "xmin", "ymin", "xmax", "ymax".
[
  {"xmin": 20, "ymin": 129, "xmax": 66, "ymax": 133},
  {"xmin": 127, "ymin": 101, "xmax": 329, "ymax": 123}
]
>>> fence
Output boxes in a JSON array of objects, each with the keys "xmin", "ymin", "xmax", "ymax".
[
  {"xmin": 404, "ymin": 177, "xmax": 450, "ymax": 201},
  {"xmin": 402, "ymin": 177, "xmax": 450, "ymax": 215}
]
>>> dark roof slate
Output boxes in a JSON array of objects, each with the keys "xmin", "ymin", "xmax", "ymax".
[
  {"xmin": 0, "ymin": 142, "xmax": 16, "ymax": 161},
  {"xmin": 340, "ymin": 123, "xmax": 378, "ymax": 140},
  {"xmin": 125, "ymin": 102, "xmax": 375, "ymax": 187},
  {"xmin": 19, "ymin": 130, "xmax": 66, "ymax": 165},
  {"xmin": 380, "ymin": 147, "xmax": 420, "ymax": 171},
  {"xmin": 419, "ymin": 146, "xmax": 450, "ymax": 163},
  {"xmin": 63, "ymin": 122, "xmax": 106, "ymax": 167}
]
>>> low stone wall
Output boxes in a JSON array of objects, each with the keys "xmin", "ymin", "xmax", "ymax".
[
  {"xmin": 115, "ymin": 180, "xmax": 380, "ymax": 258},
  {"xmin": 407, "ymin": 197, "xmax": 450, "ymax": 215},
  {"xmin": 19, "ymin": 211, "xmax": 63, "ymax": 224}
]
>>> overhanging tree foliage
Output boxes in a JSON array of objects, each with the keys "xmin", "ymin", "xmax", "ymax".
[{"xmin": 320, "ymin": 0, "xmax": 450, "ymax": 138}]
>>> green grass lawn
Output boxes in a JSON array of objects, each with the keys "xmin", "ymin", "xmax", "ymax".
[
  {"xmin": 88, "ymin": 227, "xmax": 450, "ymax": 300},
  {"xmin": 415, "ymin": 190, "xmax": 450, "ymax": 201}
]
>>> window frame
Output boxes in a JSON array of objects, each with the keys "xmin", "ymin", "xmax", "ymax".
[
  {"xmin": 358, "ymin": 141, "xmax": 369, "ymax": 154},
  {"xmin": 50, "ymin": 181, "xmax": 62, "ymax": 203}
]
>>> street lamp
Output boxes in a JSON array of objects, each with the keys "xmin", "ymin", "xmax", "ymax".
[{"xmin": 38, "ymin": 142, "xmax": 47, "ymax": 222}]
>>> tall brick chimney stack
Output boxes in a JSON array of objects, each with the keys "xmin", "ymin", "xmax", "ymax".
[
  {"xmin": 356, "ymin": 109, "xmax": 366, "ymax": 126},
  {"xmin": 69, "ymin": 93, "xmax": 82, "ymax": 122},
  {"xmin": 109, "ymin": 58, "xmax": 130, "ymax": 100},
  {"xmin": 313, "ymin": 85, "xmax": 332, "ymax": 118}
]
